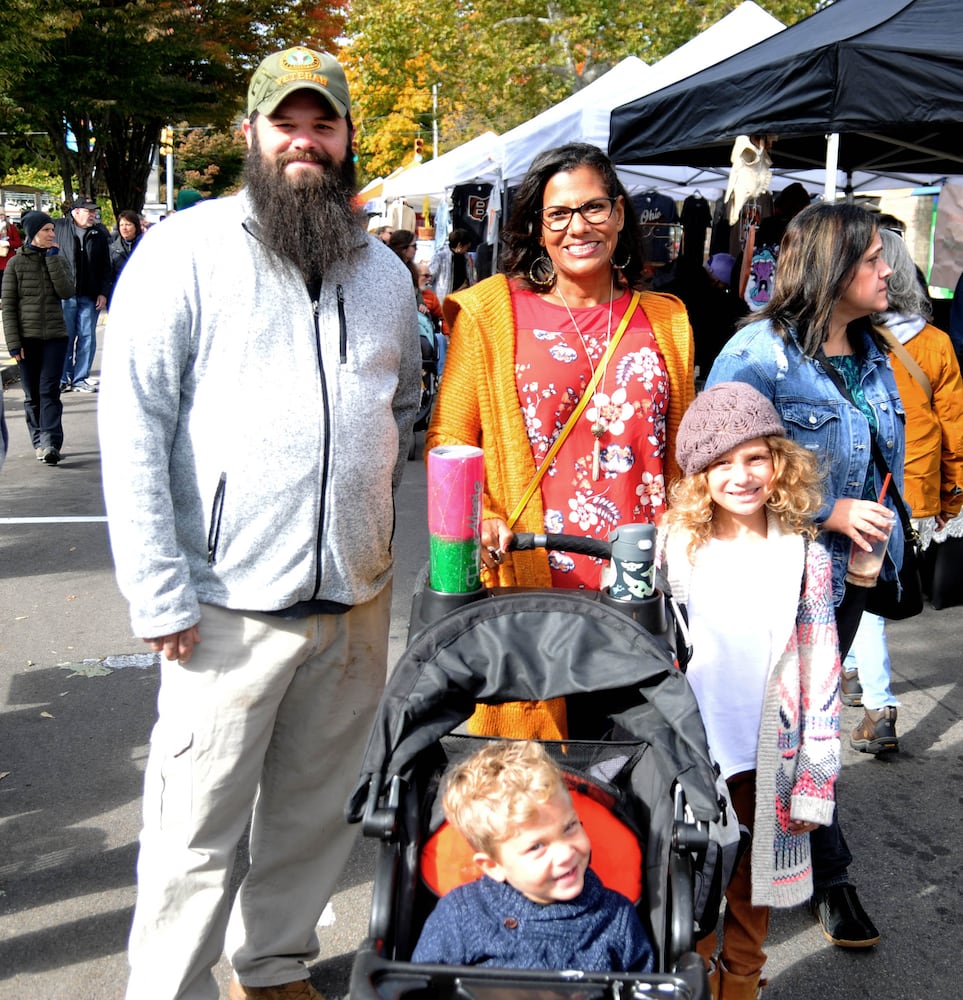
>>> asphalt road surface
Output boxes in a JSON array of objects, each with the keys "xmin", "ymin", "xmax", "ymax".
[{"xmin": 1, "ymin": 338, "xmax": 961, "ymax": 999}]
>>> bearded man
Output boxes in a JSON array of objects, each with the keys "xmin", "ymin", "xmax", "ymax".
[{"xmin": 98, "ymin": 47, "xmax": 421, "ymax": 1000}]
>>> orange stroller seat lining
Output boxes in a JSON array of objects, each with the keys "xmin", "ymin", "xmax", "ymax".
[{"xmin": 420, "ymin": 787, "xmax": 644, "ymax": 904}]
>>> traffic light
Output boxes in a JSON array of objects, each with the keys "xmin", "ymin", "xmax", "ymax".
[
  {"xmin": 414, "ymin": 137, "xmax": 424, "ymax": 161},
  {"xmin": 159, "ymin": 126, "xmax": 174, "ymax": 156}
]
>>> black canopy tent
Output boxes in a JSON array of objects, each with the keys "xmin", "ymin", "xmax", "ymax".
[{"xmin": 608, "ymin": 0, "xmax": 963, "ymax": 184}]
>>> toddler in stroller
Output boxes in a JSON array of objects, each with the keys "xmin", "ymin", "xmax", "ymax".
[
  {"xmin": 346, "ymin": 532, "xmax": 746, "ymax": 1000},
  {"xmin": 411, "ymin": 739, "xmax": 655, "ymax": 972}
]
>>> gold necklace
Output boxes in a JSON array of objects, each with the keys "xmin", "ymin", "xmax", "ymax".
[{"xmin": 554, "ymin": 277, "xmax": 615, "ymax": 481}]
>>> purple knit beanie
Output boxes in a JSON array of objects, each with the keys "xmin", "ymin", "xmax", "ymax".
[{"xmin": 676, "ymin": 382, "xmax": 786, "ymax": 476}]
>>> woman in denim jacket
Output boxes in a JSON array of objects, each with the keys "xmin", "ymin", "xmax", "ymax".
[{"xmin": 706, "ymin": 202, "xmax": 903, "ymax": 956}]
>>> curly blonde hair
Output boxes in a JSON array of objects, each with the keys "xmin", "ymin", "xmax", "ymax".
[
  {"xmin": 441, "ymin": 740, "xmax": 568, "ymax": 858},
  {"xmin": 665, "ymin": 435, "xmax": 824, "ymax": 561}
]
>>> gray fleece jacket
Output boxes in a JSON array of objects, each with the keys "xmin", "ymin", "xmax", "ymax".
[{"xmin": 99, "ymin": 191, "xmax": 421, "ymax": 638}]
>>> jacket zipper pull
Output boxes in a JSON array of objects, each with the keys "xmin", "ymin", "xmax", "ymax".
[
  {"xmin": 207, "ymin": 472, "xmax": 227, "ymax": 565},
  {"xmin": 337, "ymin": 284, "xmax": 347, "ymax": 364}
]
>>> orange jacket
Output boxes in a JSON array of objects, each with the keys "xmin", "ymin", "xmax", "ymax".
[{"xmin": 889, "ymin": 322, "xmax": 963, "ymax": 520}]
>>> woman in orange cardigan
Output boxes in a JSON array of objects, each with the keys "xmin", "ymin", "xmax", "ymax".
[{"xmin": 426, "ymin": 144, "xmax": 694, "ymax": 739}]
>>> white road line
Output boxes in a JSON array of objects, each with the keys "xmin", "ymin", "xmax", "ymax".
[{"xmin": 0, "ymin": 516, "xmax": 108, "ymax": 523}]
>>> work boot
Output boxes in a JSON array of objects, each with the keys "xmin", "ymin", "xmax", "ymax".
[
  {"xmin": 850, "ymin": 707, "xmax": 899, "ymax": 754},
  {"xmin": 228, "ymin": 979, "xmax": 325, "ymax": 1000},
  {"xmin": 719, "ymin": 960, "xmax": 763, "ymax": 999},
  {"xmin": 840, "ymin": 669, "xmax": 863, "ymax": 707},
  {"xmin": 811, "ymin": 884, "xmax": 880, "ymax": 947}
]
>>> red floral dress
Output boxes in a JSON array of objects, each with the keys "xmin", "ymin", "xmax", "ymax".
[{"xmin": 513, "ymin": 287, "xmax": 669, "ymax": 589}]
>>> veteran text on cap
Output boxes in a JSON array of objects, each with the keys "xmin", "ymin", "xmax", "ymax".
[{"xmin": 247, "ymin": 47, "xmax": 350, "ymax": 118}]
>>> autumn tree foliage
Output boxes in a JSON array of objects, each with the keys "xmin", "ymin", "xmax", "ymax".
[{"xmin": 172, "ymin": 124, "xmax": 248, "ymax": 199}]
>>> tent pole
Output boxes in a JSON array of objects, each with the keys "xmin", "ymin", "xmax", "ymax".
[{"xmin": 824, "ymin": 133, "xmax": 839, "ymax": 202}]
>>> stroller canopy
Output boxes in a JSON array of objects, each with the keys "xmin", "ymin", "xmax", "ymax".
[{"xmin": 347, "ymin": 590, "xmax": 721, "ymax": 824}]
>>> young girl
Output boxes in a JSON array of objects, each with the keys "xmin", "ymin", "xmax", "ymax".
[
  {"xmin": 705, "ymin": 202, "xmax": 890, "ymax": 950},
  {"xmin": 662, "ymin": 382, "xmax": 841, "ymax": 1000}
]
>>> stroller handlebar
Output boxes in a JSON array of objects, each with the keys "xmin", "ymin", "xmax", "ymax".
[
  {"xmin": 509, "ymin": 532, "xmax": 611, "ymax": 559},
  {"xmin": 507, "ymin": 527, "xmax": 691, "ymax": 668}
]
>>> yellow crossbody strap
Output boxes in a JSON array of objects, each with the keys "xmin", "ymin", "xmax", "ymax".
[
  {"xmin": 874, "ymin": 324, "xmax": 932, "ymax": 402},
  {"xmin": 507, "ymin": 291, "xmax": 642, "ymax": 529}
]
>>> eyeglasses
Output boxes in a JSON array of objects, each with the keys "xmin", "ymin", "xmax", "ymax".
[
  {"xmin": 538, "ymin": 197, "xmax": 617, "ymax": 231},
  {"xmin": 408, "ymin": 243, "xmax": 417, "ymax": 249}
]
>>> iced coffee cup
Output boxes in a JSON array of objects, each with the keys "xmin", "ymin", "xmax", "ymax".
[{"xmin": 845, "ymin": 516, "xmax": 894, "ymax": 587}]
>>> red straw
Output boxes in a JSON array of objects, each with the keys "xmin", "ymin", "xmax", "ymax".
[{"xmin": 877, "ymin": 472, "xmax": 892, "ymax": 504}]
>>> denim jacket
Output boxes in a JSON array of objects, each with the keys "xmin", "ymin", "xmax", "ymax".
[{"xmin": 706, "ymin": 318, "xmax": 906, "ymax": 605}]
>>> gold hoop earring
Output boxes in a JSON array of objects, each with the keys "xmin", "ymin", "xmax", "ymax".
[{"xmin": 529, "ymin": 254, "xmax": 556, "ymax": 288}]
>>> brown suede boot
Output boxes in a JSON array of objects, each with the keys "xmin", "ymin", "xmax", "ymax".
[
  {"xmin": 719, "ymin": 961, "xmax": 762, "ymax": 1000},
  {"xmin": 706, "ymin": 958, "xmax": 720, "ymax": 1000},
  {"xmin": 850, "ymin": 706, "xmax": 899, "ymax": 754}
]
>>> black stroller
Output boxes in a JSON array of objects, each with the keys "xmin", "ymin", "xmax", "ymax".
[{"xmin": 346, "ymin": 531, "xmax": 741, "ymax": 1000}]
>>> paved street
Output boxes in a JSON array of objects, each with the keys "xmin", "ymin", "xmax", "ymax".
[{"xmin": 1, "ymin": 334, "xmax": 961, "ymax": 1000}]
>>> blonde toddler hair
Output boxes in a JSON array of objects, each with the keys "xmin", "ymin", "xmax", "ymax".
[{"xmin": 442, "ymin": 740, "xmax": 567, "ymax": 858}]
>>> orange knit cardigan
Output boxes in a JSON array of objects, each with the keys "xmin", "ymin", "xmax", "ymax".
[{"xmin": 428, "ymin": 274, "xmax": 694, "ymax": 582}]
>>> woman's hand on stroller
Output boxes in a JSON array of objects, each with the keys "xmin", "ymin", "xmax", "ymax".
[{"xmin": 481, "ymin": 517, "xmax": 514, "ymax": 568}]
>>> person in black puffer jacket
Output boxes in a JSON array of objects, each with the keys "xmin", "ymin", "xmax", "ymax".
[
  {"xmin": 109, "ymin": 209, "xmax": 143, "ymax": 304},
  {"xmin": 1, "ymin": 210, "xmax": 76, "ymax": 464}
]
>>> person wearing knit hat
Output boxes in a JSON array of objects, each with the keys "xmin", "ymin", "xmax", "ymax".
[
  {"xmin": 21, "ymin": 210, "xmax": 55, "ymax": 243},
  {"xmin": 663, "ymin": 384, "xmax": 837, "ymax": 1000},
  {"xmin": 1, "ymin": 209, "xmax": 75, "ymax": 464},
  {"xmin": 705, "ymin": 252, "xmax": 736, "ymax": 288},
  {"xmin": 705, "ymin": 204, "xmax": 899, "ymax": 951},
  {"xmin": 174, "ymin": 188, "xmax": 204, "ymax": 211},
  {"xmin": 675, "ymin": 381, "xmax": 786, "ymax": 477}
]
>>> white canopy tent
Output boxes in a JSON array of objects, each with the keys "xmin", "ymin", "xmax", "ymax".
[
  {"xmin": 381, "ymin": 130, "xmax": 500, "ymax": 206},
  {"xmin": 496, "ymin": 0, "xmax": 786, "ymax": 190}
]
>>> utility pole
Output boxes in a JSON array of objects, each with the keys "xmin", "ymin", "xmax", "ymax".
[{"xmin": 432, "ymin": 84, "xmax": 439, "ymax": 160}]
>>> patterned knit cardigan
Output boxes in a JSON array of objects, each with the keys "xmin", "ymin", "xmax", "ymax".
[
  {"xmin": 662, "ymin": 515, "xmax": 841, "ymax": 908},
  {"xmin": 427, "ymin": 273, "xmax": 695, "ymax": 593}
]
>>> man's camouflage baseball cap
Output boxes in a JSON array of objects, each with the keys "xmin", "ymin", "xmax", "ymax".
[{"xmin": 247, "ymin": 47, "xmax": 350, "ymax": 118}]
